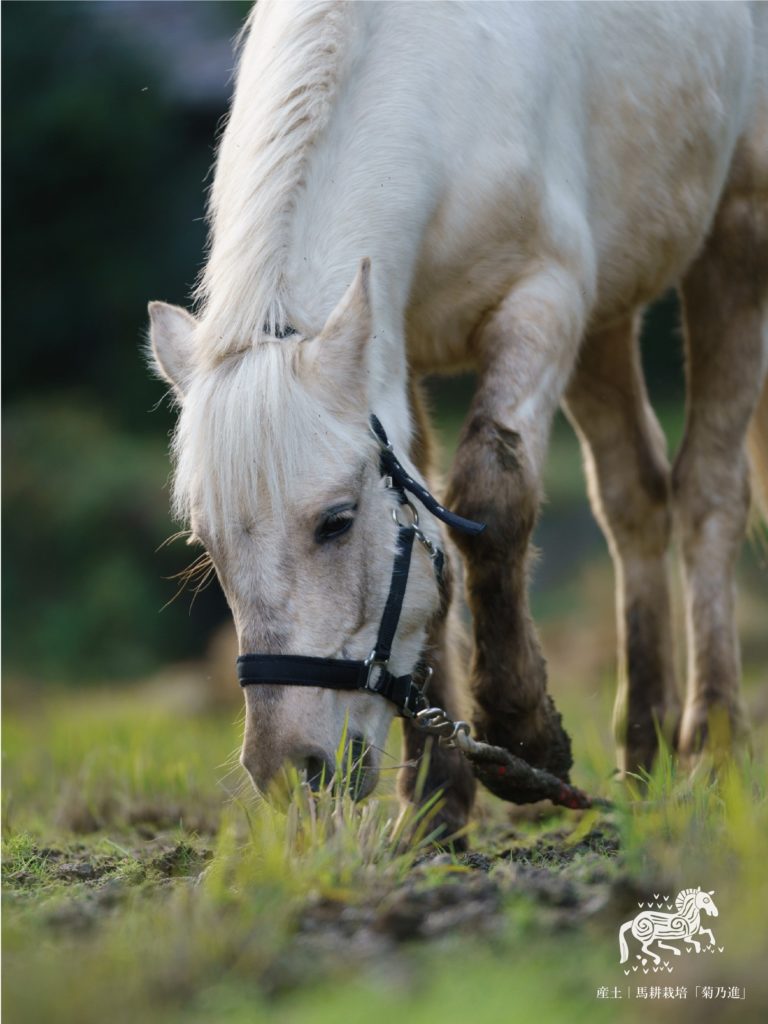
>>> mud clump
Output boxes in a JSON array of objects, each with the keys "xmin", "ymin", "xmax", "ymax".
[
  {"xmin": 149, "ymin": 841, "xmax": 212, "ymax": 878},
  {"xmin": 298, "ymin": 821, "xmax": 623, "ymax": 948},
  {"xmin": 258, "ymin": 818, "xmax": 629, "ymax": 997},
  {"xmin": 53, "ymin": 860, "xmax": 102, "ymax": 882},
  {"xmin": 504, "ymin": 822, "xmax": 621, "ymax": 867},
  {"xmin": 375, "ymin": 871, "xmax": 501, "ymax": 941}
]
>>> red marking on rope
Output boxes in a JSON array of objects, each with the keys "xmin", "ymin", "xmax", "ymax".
[
  {"xmin": 497, "ymin": 765, "xmax": 507, "ymax": 775},
  {"xmin": 558, "ymin": 784, "xmax": 590, "ymax": 809}
]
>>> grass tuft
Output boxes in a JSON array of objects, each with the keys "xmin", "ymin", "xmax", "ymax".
[{"xmin": 3, "ymin": 678, "xmax": 768, "ymax": 1023}]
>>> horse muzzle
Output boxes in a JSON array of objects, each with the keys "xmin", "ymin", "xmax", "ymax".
[{"xmin": 240, "ymin": 727, "xmax": 379, "ymax": 803}]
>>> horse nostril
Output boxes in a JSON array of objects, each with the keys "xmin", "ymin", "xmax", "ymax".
[
  {"xmin": 291, "ymin": 739, "xmax": 374, "ymax": 798},
  {"xmin": 302, "ymin": 755, "xmax": 333, "ymax": 792},
  {"xmin": 349, "ymin": 734, "xmax": 366, "ymax": 772}
]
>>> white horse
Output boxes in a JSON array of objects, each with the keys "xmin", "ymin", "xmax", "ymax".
[
  {"xmin": 619, "ymin": 887, "xmax": 719, "ymax": 965},
  {"xmin": 149, "ymin": 2, "xmax": 768, "ymax": 836}
]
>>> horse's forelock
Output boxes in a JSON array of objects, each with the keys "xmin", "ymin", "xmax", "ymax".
[{"xmin": 171, "ymin": 343, "xmax": 372, "ymax": 537}]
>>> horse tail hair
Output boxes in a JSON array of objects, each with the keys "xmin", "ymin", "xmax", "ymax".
[
  {"xmin": 619, "ymin": 921, "xmax": 633, "ymax": 963},
  {"xmin": 748, "ymin": 372, "xmax": 768, "ymax": 543}
]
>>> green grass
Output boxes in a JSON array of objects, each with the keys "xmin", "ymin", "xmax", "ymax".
[{"xmin": 4, "ymin": 683, "xmax": 768, "ymax": 1024}]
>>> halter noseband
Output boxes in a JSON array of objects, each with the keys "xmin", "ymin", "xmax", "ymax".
[{"xmin": 236, "ymin": 414, "xmax": 486, "ymax": 717}]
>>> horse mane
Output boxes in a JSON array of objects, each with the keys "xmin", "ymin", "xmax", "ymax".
[
  {"xmin": 194, "ymin": 0, "xmax": 354, "ymax": 362},
  {"xmin": 675, "ymin": 888, "xmax": 700, "ymax": 913}
]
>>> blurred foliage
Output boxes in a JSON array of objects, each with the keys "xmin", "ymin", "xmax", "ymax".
[
  {"xmin": 2, "ymin": 2, "xmax": 245, "ymax": 682},
  {"xmin": 4, "ymin": 401, "xmax": 202, "ymax": 682},
  {"xmin": 4, "ymin": 1, "xmax": 201, "ymax": 423}
]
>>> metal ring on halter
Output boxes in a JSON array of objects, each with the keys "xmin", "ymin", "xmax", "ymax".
[{"xmin": 392, "ymin": 500, "xmax": 419, "ymax": 529}]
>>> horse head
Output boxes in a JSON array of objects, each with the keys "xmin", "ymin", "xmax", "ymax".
[
  {"xmin": 697, "ymin": 889, "xmax": 719, "ymax": 917},
  {"xmin": 149, "ymin": 262, "xmax": 444, "ymax": 800}
]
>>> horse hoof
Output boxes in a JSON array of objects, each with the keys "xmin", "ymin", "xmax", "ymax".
[{"xmin": 678, "ymin": 702, "xmax": 749, "ymax": 761}]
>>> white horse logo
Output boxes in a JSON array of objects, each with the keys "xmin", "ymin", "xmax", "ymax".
[{"xmin": 619, "ymin": 888, "xmax": 720, "ymax": 966}]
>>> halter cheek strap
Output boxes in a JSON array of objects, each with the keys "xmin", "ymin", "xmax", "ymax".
[{"xmin": 237, "ymin": 414, "xmax": 486, "ymax": 717}]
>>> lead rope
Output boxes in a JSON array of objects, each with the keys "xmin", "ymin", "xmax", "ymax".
[{"xmin": 411, "ymin": 703, "xmax": 611, "ymax": 811}]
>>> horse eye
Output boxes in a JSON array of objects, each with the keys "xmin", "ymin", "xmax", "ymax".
[{"xmin": 315, "ymin": 504, "xmax": 356, "ymax": 543}]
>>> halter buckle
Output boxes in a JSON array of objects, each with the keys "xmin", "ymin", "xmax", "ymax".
[{"xmin": 363, "ymin": 647, "xmax": 389, "ymax": 687}]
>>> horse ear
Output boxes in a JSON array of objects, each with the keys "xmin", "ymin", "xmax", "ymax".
[
  {"xmin": 148, "ymin": 301, "xmax": 198, "ymax": 400},
  {"xmin": 303, "ymin": 259, "xmax": 372, "ymax": 412},
  {"xmin": 708, "ymin": 890, "xmax": 715, "ymax": 895}
]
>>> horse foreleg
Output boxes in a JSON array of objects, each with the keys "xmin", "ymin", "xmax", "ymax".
[
  {"xmin": 698, "ymin": 927, "xmax": 716, "ymax": 946},
  {"xmin": 683, "ymin": 936, "xmax": 701, "ymax": 953},
  {"xmin": 397, "ymin": 379, "xmax": 476, "ymax": 846},
  {"xmin": 446, "ymin": 267, "xmax": 586, "ymax": 793},
  {"xmin": 655, "ymin": 941, "xmax": 682, "ymax": 956}
]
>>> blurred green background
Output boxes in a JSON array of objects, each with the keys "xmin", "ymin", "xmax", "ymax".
[
  {"xmin": 2, "ymin": 1, "xmax": 762, "ymax": 697},
  {"xmin": 3, "ymin": 1, "xmax": 250, "ymax": 686}
]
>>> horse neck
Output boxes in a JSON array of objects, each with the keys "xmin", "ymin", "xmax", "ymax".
[
  {"xmin": 204, "ymin": 1, "xmax": 440, "ymax": 453},
  {"xmin": 281, "ymin": 19, "xmax": 441, "ymax": 417},
  {"xmin": 681, "ymin": 896, "xmax": 701, "ymax": 926}
]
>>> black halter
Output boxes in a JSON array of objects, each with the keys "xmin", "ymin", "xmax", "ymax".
[{"xmin": 237, "ymin": 415, "xmax": 486, "ymax": 717}]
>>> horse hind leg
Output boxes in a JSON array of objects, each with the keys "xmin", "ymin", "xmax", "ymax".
[
  {"xmin": 674, "ymin": 144, "xmax": 768, "ymax": 759},
  {"xmin": 640, "ymin": 941, "xmax": 662, "ymax": 965},
  {"xmin": 563, "ymin": 315, "xmax": 680, "ymax": 774}
]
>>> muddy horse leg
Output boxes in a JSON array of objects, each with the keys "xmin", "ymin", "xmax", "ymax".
[
  {"xmin": 445, "ymin": 269, "xmax": 586, "ymax": 792},
  {"xmin": 563, "ymin": 316, "xmax": 680, "ymax": 775},
  {"xmin": 397, "ymin": 379, "xmax": 476, "ymax": 843},
  {"xmin": 674, "ymin": 166, "xmax": 768, "ymax": 757}
]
